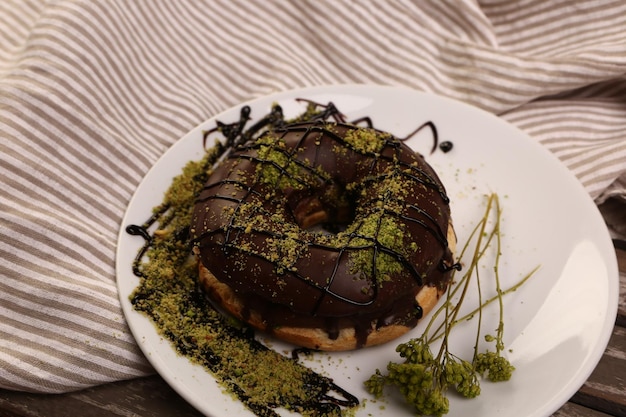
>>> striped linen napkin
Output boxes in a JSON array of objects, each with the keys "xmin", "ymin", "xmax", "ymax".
[{"xmin": 1, "ymin": 0, "xmax": 625, "ymax": 393}]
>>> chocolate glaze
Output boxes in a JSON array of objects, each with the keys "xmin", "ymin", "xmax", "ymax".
[{"xmin": 192, "ymin": 118, "xmax": 455, "ymax": 348}]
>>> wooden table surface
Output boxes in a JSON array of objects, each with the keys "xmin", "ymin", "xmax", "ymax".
[{"xmin": 1, "ymin": 244, "xmax": 624, "ymax": 417}]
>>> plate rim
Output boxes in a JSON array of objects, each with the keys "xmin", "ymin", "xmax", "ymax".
[{"xmin": 116, "ymin": 84, "xmax": 619, "ymax": 417}]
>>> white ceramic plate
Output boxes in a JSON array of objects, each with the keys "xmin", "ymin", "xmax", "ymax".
[{"xmin": 116, "ymin": 85, "xmax": 619, "ymax": 417}]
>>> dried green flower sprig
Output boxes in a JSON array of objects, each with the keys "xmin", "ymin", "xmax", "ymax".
[{"xmin": 365, "ymin": 193, "xmax": 539, "ymax": 416}]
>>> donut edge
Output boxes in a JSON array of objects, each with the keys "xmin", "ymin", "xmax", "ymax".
[{"xmin": 194, "ymin": 223, "xmax": 456, "ymax": 351}]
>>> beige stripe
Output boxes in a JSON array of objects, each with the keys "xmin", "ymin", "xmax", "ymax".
[
  {"xmin": 0, "ymin": 286, "xmax": 143, "ymax": 359},
  {"xmin": 123, "ymin": 1, "xmax": 241, "ymax": 109},
  {"xmin": 0, "ymin": 355, "xmax": 82, "ymax": 393},
  {"xmin": 0, "ymin": 332, "xmax": 139, "ymax": 378},
  {"xmin": 0, "ymin": 65, "xmax": 164, "ymax": 162},
  {"xmin": 0, "ymin": 296, "xmax": 146, "ymax": 364},
  {"xmin": 0, "ymin": 214, "xmax": 113, "ymax": 280},
  {"xmin": 546, "ymin": 78, "xmax": 626, "ymax": 100},
  {"xmin": 65, "ymin": 2, "xmax": 211, "ymax": 129},
  {"xmin": 503, "ymin": 101, "xmax": 626, "ymax": 126},
  {"xmin": 0, "ymin": 335, "xmax": 143, "ymax": 390},
  {"xmin": 248, "ymin": 4, "xmax": 338, "ymax": 85},
  {"xmin": 0, "ymin": 237, "xmax": 114, "ymax": 295},
  {"xmin": 508, "ymin": 122, "xmax": 626, "ymax": 147},
  {"xmin": 211, "ymin": 1, "xmax": 328, "ymax": 87},
  {"xmin": 222, "ymin": 0, "xmax": 350, "ymax": 91},
  {"xmin": 486, "ymin": 0, "xmax": 626, "ymax": 54},
  {"xmin": 1, "ymin": 136, "xmax": 126, "ymax": 232},
  {"xmin": 444, "ymin": 45, "xmax": 626, "ymax": 85},
  {"xmin": 187, "ymin": 6, "xmax": 286, "ymax": 87},
  {"xmin": 500, "ymin": 103, "xmax": 626, "ymax": 191},
  {"xmin": 1, "ymin": 0, "xmax": 624, "ymax": 394},
  {"xmin": 0, "ymin": 164, "xmax": 120, "ymax": 270},
  {"xmin": 427, "ymin": 0, "xmax": 497, "ymax": 46},
  {"xmin": 302, "ymin": 2, "xmax": 448, "ymax": 88},
  {"xmin": 177, "ymin": 1, "xmax": 279, "ymax": 93},
  {"xmin": 559, "ymin": 141, "xmax": 626, "ymax": 170},
  {"xmin": 545, "ymin": 132, "xmax": 625, "ymax": 150},
  {"xmin": 2, "ymin": 77, "xmax": 151, "ymax": 188},
  {"xmin": 1, "ymin": 171, "xmax": 120, "ymax": 247},
  {"xmin": 37, "ymin": 20, "xmax": 191, "ymax": 144},
  {"xmin": 22, "ymin": 36, "xmax": 185, "ymax": 150},
  {"xmin": 302, "ymin": 2, "xmax": 406, "ymax": 84},
  {"xmin": 0, "ymin": 6, "xmax": 26, "ymax": 52},
  {"xmin": 0, "ymin": 0, "xmax": 44, "ymax": 52},
  {"xmin": 157, "ymin": 1, "xmax": 259, "ymax": 105},
  {"xmin": 522, "ymin": 120, "xmax": 626, "ymax": 142},
  {"xmin": 1, "ymin": 117, "xmax": 135, "ymax": 217},
  {"xmin": 123, "ymin": 1, "xmax": 270, "ymax": 105},
  {"xmin": 484, "ymin": 0, "xmax": 616, "ymax": 33},
  {"xmin": 503, "ymin": 0, "xmax": 626, "ymax": 36}
]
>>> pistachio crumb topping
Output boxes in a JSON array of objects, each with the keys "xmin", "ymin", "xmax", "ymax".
[
  {"xmin": 342, "ymin": 127, "xmax": 388, "ymax": 154},
  {"xmin": 255, "ymin": 134, "xmax": 320, "ymax": 191},
  {"xmin": 343, "ymin": 212, "xmax": 407, "ymax": 284},
  {"xmin": 129, "ymin": 142, "xmax": 358, "ymax": 416},
  {"xmin": 125, "ymin": 98, "xmax": 477, "ymax": 417}
]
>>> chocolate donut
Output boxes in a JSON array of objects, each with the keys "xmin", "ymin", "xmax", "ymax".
[{"xmin": 191, "ymin": 120, "xmax": 456, "ymax": 350}]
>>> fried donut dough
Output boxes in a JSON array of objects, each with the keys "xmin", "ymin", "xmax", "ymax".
[
  {"xmin": 192, "ymin": 121, "xmax": 457, "ymax": 350},
  {"xmin": 196, "ymin": 224, "xmax": 455, "ymax": 350}
]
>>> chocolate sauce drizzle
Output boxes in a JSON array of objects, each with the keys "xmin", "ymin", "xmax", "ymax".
[
  {"xmin": 126, "ymin": 99, "xmax": 456, "ymax": 416},
  {"xmin": 132, "ymin": 285, "xmax": 358, "ymax": 416},
  {"xmin": 192, "ymin": 102, "xmax": 460, "ymax": 349}
]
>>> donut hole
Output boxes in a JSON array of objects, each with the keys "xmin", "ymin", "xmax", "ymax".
[{"xmin": 289, "ymin": 181, "xmax": 358, "ymax": 235}]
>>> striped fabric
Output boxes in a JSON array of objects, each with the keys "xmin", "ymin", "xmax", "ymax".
[{"xmin": 1, "ymin": 0, "xmax": 624, "ymax": 393}]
